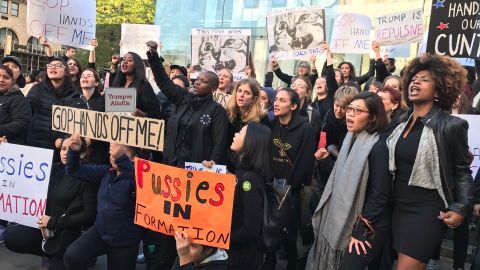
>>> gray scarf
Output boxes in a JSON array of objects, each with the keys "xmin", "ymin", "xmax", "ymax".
[{"xmin": 306, "ymin": 131, "xmax": 378, "ymax": 270}]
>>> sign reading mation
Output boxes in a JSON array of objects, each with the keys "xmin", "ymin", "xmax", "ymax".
[
  {"xmin": 51, "ymin": 105, "xmax": 164, "ymax": 151},
  {"xmin": 135, "ymin": 159, "xmax": 235, "ymax": 249}
]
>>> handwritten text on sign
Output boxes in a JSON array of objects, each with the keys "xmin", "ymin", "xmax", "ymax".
[
  {"xmin": 105, "ymin": 88, "xmax": 137, "ymax": 113},
  {"xmin": 330, "ymin": 13, "xmax": 372, "ymax": 54},
  {"xmin": 27, "ymin": 0, "xmax": 96, "ymax": 50},
  {"xmin": 375, "ymin": 8, "xmax": 423, "ymax": 46},
  {"xmin": 134, "ymin": 159, "xmax": 235, "ymax": 249},
  {"xmin": 213, "ymin": 91, "xmax": 232, "ymax": 109},
  {"xmin": 427, "ymin": 1, "xmax": 480, "ymax": 59},
  {"xmin": 51, "ymin": 106, "xmax": 165, "ymax": 151},
  {"xmin": 0, "ymin": 144, "xmax": 53, "ymax": 228}
]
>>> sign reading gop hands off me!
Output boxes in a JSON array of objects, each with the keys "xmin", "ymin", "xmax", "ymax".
[
  {"xmin": 27, "ymin": 0, "xmax": 96, "ymax": 50},
  {"xmin": 135, "ymin": 159, "xmax": 235, "ymax": 249}
]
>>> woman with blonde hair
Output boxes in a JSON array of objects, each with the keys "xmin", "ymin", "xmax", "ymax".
[{"xmin": 226, "ymin": 78, "xmax": 269, "ymax": 172}]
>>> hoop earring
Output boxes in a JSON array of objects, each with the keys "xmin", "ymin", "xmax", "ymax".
[{"xmin": 434, "ymin": 96, "xmax": 439, "ymax": 102}]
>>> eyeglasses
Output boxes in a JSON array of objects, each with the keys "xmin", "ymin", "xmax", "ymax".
[
  {"xmin": 346, "ymin": 106, "xmax": 369, "ymax": 115},
  {"xmin": 46, "ymin": 63, "xmax": 65, "ymax": 69}
]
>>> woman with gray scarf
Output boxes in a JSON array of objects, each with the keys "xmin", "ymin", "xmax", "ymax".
[
  {"xmin": 306, "ymin": 91, "xmax": 390, "ymax": 270},
  {"xmin": 386, "ymin": 54, "xmax": 472, "ymax": 270}
]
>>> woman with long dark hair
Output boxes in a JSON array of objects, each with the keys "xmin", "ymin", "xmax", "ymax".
[
  {"xmin": 386, "ymin": 54, "xmax": 472, "ymax": 270},
  {"xmin": 306, "ymin": 91, "xmax": 390, "ymax": 270},
  {"xmin": 112, "ymin": 52, "xmax": 160, "ymax": 119},
  {"xmin": 228, "ymin": 123, "xmax": 271, "ymax": 269},
  {"xmin": 263, "ymin": 88, "xmax": 316, "ymax": 270}
]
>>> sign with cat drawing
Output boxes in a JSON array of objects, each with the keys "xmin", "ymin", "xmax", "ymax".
[
  {"xmin": 267, "ymin": 7, "xmax": 326, "ymax": 60},
  {"xmin": 191, "ymin": 29, "xmax": 251, "ymax": 80}
]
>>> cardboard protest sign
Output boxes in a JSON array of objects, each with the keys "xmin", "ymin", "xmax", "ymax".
[
  {"xmin": 121, "ymin": 24, "xmax": 161, "ymax": 59},
  {"xmin": 375, "ymin": 9, "xmax": 424, "ymax": 46},
  {"xmin": 51, "ymin": 105, "xmax": 164, "ymax": 151},
  {"xmin": 267, "ymin": 7, "xmax": 326, "ymax": 60},
  {"xmin": 330, "ymin": 13, "xmax": 372, "ymax": 54},
  {"xmin": 455, "ymin": 115, "xmax": 480, "ymax": 178},
  {"xmin": 427, "ymin": 0, "xmax": 480, "ymax": 59},
  {"xmin": 134, "ymin": 158, "xmax": 235, "ymax": 249},
  {"xmin": 184, "ymin": 162, "xmax": 227, "ymax": 174},
  {"xmin": 104, "ymin": 88, "xmax": 137, "ymax": 113},
  {"xmin": 191, "ymin": 29, "xmax": 251, "ymax": 79},
  {"xmin": 0, "ymin": 144, "xmax": 53, "ymax": 228},
  {"xmin": 27, "ymin": 0, "xmax": 96, "ymax": 50},
  {"xmin": 456, "ymin": 58, "xmax": 476, "ymax": 67},
  {"xmin": 212, "ymin": 91, "xmax": 232, "ymax": 109}
]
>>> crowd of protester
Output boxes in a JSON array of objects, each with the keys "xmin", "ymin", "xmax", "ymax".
[{"xmin": 0, "ymin": 33, "xmax": 479, "ymax": 270}]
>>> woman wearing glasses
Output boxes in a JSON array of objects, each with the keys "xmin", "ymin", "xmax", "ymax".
[
  {"xmin": 26, "ymin": 58, "xmax": 78, "ymax": 154},
  {"xmin": 306, "ymin": 91, "xmax": 390, "ymax": 270},
  {"xmin": 386, "ymin": 54, "xmax": 472, "ymax": 270}
]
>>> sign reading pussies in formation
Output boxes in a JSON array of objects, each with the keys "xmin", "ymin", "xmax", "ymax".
[{"xmin": 267, "ymin": 7, "xmax": 326, "ymax": 59}]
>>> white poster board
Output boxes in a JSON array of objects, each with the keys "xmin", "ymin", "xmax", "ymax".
[
  {"xmin": 330, "ymin": 13, "xmax": 372, "ymax": 54},
  {"xmin": 455, "ymin": 115, "xmax": 480, "ymax": 178},
  {"xmin": 27, "ymin": 0, "xmax": 96, "ymax": 50},
  {"xmin": 375, "ymin": 9, "xmax": 424, "ymax": 46},
  {"xmin": 184, "ymin": 162, "xmax": 227, "ymax": 174},
  {"xmin": 191, "ymin": 28, "xmax": 251, "ymax": 79},
  {"xmin": 0, "ymin": 144, "xmax": 53, "ymax": 228},
  {"xmin": 266, "ymin": 7, "xmax": 326, "ymax": 60},
  {"xmin": 121, "ymin": 24, "xmax": 161, "ymax": 59},
  {"xmin": 105, "ymin": 88, "xmax": 137, "ymax": 113}
]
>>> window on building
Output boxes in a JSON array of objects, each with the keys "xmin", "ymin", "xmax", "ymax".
[
  {"xmin": 0, "ymin": 0, "xmax": 8, "ymax": 14},
  {"xmin": 0, "ymin": 28, "xmax": 19, "ymax": 45},
  {"xmin": 244, "ymin": 0, "xmax": 259, "ymax": 8},
  {"xmin": 11, "ymin": 2, "xmax": 19, "ymax": 16},
  {"xmin": 28, "ymin": 36, "xmax": 42, "ymax": 53},
  {"xmin": 272, "ymin": 0, "xmax": 287, "ymax": 7}
]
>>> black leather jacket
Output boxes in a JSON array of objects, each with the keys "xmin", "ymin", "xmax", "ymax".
[{"xmin": 399, "ymin": 106, "xmax": 473, "ymax": 216}]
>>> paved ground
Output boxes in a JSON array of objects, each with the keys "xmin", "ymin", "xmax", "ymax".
[{"xmin": 0, "ymin": 243, "xmax": 469, "ymax": 270}]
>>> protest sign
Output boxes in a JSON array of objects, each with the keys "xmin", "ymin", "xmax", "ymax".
[
  {"xmin": 370, "ymin": 43, "xmax": 411, "ymax": 58},
  {"xmin": 184, "ymin": 162, "xmax": 227, "ymax": 174},
  {"xmin": 104, "ymin": 88, "xmax": 137, "ymax": 113},
  {"xmin": 456, "ymin": 58, "xmax": 476, "ymax": 67},
  {"xmin": 121, "ymin": 24, "xmax": 161, "ymax": 59},
  {"xmin": 330, "ymin": 13, "xmax": 372, "ymax": 54},
  {"xmin": 27, "ymin": 0, "xmax": 96, "ymax": 50},
  {"xmin": 455, "ymin": 115, "xmax": 480, "ymax": 178},
  {"xmin": 134, "ymin": 158, "xmax": 235, "ymax": 249},
  {"xmin": 51, "ymin": 105, "xmax": 165, "ymax": 151},
  {"xmin": 427, "ymin": 0, "xmax": 480, "ymax": 59},
  {"xmin": 191, "ymin": 29, "xmax": 251, "ymax": 79},
  {"xmin": 375, "ymin": 9, "xmax": 423, "ymax": 46},
  {"xmin": 212, "ymin": 91, "xmax": 232, "ymax": 109},
  {"xmin": 0, "ymin": 144, "xmax": 53, "ymax": 228},
  {"xmin": 266, "ymin": 7, "xmax": 326, "ymax": 60}
]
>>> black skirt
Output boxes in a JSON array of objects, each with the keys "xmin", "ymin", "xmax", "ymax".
[{"xmin": 392, "ymin": 181, "xmax": 447, "ymax": 263}]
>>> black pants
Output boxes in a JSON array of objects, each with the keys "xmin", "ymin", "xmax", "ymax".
[
  {"xmin": 4, "ymin": 225, "xmax": 66, "ymax": 270},
  {"xmin": 262, "ymin": 192, "xmax": 300, "ymax": 270},
  {"xmin": 431, "ymin": 217, "xmax": 470, "ymax": 269},
  {"xmin": 339, "ymin": 225, "xmax": 391, "ymax": 270},
  {"xmin": 142, "ymin": 229, "xmax": 177, "ymax": 270},
  {"xmin": 63, "ymin": 225, "xmax": 139, "ymax": 270}
]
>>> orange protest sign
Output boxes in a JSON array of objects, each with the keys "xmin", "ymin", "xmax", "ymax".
[{"xmin": 134, "ymin": 158, "xmax": 235, "ymax": 249}]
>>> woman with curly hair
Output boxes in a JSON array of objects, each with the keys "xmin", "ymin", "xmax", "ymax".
[{"xmin": 386, "ymin": 54, "xmax": 472, "ymax": 270}]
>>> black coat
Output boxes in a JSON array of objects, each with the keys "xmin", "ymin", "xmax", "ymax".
[
  {"xmin": 0, "ymin": 86, "xmax": 31, "ymax": 145},
  {"xmin": 71, "ymin": 91, "xmax": 109, "ymax": 164},
  {"xmin": 147, "ymin": 51, "xmax": 228, "ymax": 167},
  {"xmin": 270, "ymin": 113, "xmax": 316, "ymax": 189},
  {"xmin": 46, "ymin": 163, "xmax": 97, "ymax": 231},
  {"xmin": 26, "ymin": 78, "xmax": 78, "ymax": 149},
  {"xmin": 273, "ymin": 66, "xmax": 318, "ymax": 87},
  {"xmin": 397, "ymin": 106, "xmax": 473, "ymax": 216},
  {"xmin": 228, "ymin": 165, "xmax": 265, "ymax": 269}
]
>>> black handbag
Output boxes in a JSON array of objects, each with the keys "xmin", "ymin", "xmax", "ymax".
[{"xmin": 259, "ymin": 178, "xmax": 293, "ymax": 252}]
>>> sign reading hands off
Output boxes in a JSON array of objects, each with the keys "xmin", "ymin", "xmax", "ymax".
[
  {"xmin": 330, "ymin": 13, "xmax": 372, "ymax": 54},
  {"xmin": 134, "ymin": 159, "xmax": 235, "ymax": 249},
  {"xmin": 0, "ymin": 143, "xmax": 53, "ymax": 228},
  {"xmin": 27, "ymin": 0, "xmax": 96, "ymax": 50}
]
